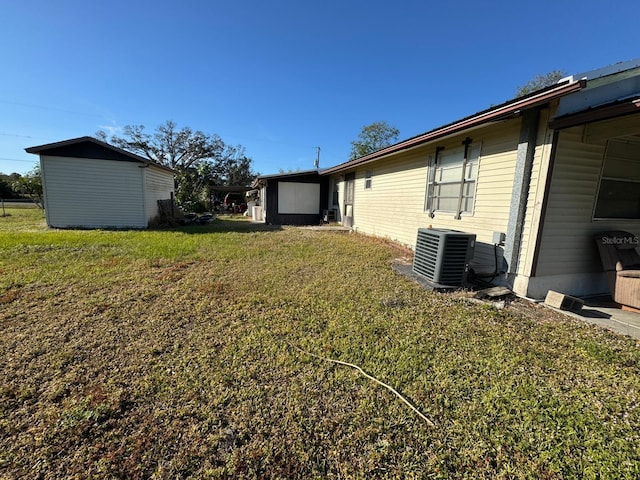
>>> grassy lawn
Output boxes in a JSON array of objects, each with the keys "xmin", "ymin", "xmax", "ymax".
[{"xmin": 1, "ymin": 208, "xmax": 639, "ymax": 479}]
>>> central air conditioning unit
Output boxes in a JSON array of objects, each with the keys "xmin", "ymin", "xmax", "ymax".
[{"xmin": 413, "ymin": 228, "xmax": 476, "ymax": 286}]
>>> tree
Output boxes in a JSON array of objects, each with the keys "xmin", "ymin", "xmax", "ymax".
[
  {"xmin": 97, "ymin": 121, "xmax": 257, "ymax": 210},
  {"xmin": 350, "ymin": 121, "xmax": 400, "ymax": 160},
  {"xmin": 0, "ymin": 173, "xmax": 21, "ymax": 199},
  {"xmin": 515, "ymin": 70, "xmax": 567, "ymax": 97},
  {"xmin": 221, "ymin": 146, "xmax": 255, "ymax": 186},
  {"xmin": 96, "ymin": 121, "xmax": 226, "ymax": 170},
  {"xmin": 11, "ymin": 167, "xmax": 43, "ymax": 208}
]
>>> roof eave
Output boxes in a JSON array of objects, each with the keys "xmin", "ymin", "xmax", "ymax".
[
  {"xmin": 549, "ymin": 96, "xmax": 640, "ymax": 129},
  {"xmin": 255, "ymin": 169, "xmax": 320, "ymax": 181},
  {"xmin": 321, "ymin": 79, "xmax": 587, "ymax": 175},
  {"xmin": 25, "ymin": 136, "xmax": 175, "ymax": 174}
]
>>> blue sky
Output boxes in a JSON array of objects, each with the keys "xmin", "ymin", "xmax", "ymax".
[{"xmin": 1, "ymin": 0, "xmax": 639, "ymax": 177}]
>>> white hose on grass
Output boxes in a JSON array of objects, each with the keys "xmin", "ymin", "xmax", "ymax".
[{"xmin": 288, "ymin": 342, "xmax": 436, "ymax": 427}]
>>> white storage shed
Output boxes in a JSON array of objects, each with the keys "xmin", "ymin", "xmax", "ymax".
[{"xmin": 26, "ymin": 136, "xmax": 175, "ymax": 229}]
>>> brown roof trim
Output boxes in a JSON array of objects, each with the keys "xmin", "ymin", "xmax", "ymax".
[
  {"xmin": 252, "ymin": 169, "xmax": 321, "ymax": 187},
  {"xmin": 549, "ymin": 97, "xmax": 640, "ymax": 129},
  {"xmin": 321, "ymin": 79, "xmax": 587, "ymax": 175},
  {"xmin": 26, "ymin": 136, "xmax": 175, "ymax": 173},
  {"xmin": 256, "ymin": 169, "xmax": 320, "ymax": 181}
]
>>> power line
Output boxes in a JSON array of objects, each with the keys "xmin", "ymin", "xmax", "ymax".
[
  {"xmin": 0, "ymin": 157, "xmax": 36, "ymax": 163},
  {"xmin": 0, "ymin": 99, "xmax": 104, "ymax": 118},
  {"xmin": 0, "ymin": 132, "xmax": 33, "ymax": 139}
]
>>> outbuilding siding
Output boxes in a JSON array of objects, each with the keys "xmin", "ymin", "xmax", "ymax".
[
  {"xmin": 41, "ymin": 156, "xmax": 147, "ymax": 228},
  {"xmin": 144, "ymin": 167, "xmax": 175, "ymax": 223},
  {"xmin": 262, "ymin": 173, "xmax": 329, "ymax": 225}
]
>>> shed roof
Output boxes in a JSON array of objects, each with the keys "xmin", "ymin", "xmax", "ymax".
[
  {"xmin": 25, "ymin": 136, "xmax": 174, "ymax": 174},
  {"xmin": 252, "ymin": 169, "xmax": 321, "ymax": 187},
  {"xmin": 255, "ymin": 169, "xmax": 320, "ymax": 180}
]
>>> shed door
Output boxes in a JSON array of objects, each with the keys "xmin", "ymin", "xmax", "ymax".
[{"xmin": 343, "ymin": 172, "xmax": 355, "ymax": 227}]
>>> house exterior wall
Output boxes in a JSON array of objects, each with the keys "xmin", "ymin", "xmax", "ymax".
[
  {"xmin": 328, "ymin": 109, "xmax": 639, "ymax": 300},
  {"xmin": 329, "ymin": 177, "xmax": 342, "ymax": 222},
  {"xmin": 523, "ymin": 117, "xmax": 640, "ymax": 298},
  {"xmin": 515, "ymin": 109, "xmax": 555, "ymax": 279},
  {"xmin": 331, "ymin": 118, "xmax": 524, "ymax": 276},
  {"xmin": 40, "ymin": 155, "xmax": 147, "ymax": 228},
  {"xmin": 143, "ymin": 166, "xmax": 175, "ymax": 223},
  {"xmin": 345, "ymin": 148, "xmax": 428, "ymax": 246}
]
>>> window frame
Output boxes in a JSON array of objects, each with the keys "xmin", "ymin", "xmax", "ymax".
[
  {"xmin": 424, "ymin": 138, "xmax": 480, "ymax": 219},
  {"xmin": 364, "ymin": 170, "xmax": 373, "ymax": 189},
  {"xmin": 593, "ymin": 138, "xmax": 640, "ymax": 221},
  {"xmin": 331, "ymin": 178, "xmax": 339, "ymax": 206}
]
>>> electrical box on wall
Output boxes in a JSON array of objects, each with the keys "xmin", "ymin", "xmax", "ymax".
[{"xmin": 492, "ymin": 231, "xmax": 506, "ymax": 245}]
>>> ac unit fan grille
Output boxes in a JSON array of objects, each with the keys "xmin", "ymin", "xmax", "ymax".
[{"xmin": 413, "ymin": 229, "xmax": 475, "ymax": 286}]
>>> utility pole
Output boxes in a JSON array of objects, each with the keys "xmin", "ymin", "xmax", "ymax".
[{"xmin": 314, "ymin": 147, "xmax": 320, "ymax": 169}]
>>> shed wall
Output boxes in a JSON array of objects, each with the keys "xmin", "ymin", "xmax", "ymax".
[
  {"xmin": 41, "ymin": 156, "xmax": 146, "ymax": 228},
  {"xmin": 264, "ymin": 174, "xmax": 329, "ymax": 225},
  {"xmin": 143, "ymin": 166, "xmax": 175, "ymax": 222}
]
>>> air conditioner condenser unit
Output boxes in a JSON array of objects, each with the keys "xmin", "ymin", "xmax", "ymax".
[{"xmin": 413, "ymin": 228, "xmax": 476, "ymax": 287}]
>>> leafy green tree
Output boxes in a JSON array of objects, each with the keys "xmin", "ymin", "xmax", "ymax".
[
  {"xmin": 0, "ymin": 178, "xmax": 14, "ymax": 199},
  {"xmin": 0, "ymin": 173, "xmax": 22, "ymax": 199},
  {"xmin": 96, "ymin": 121, "xmax": 226, "ymax": 170},
  {"xmin": 221, "ymin": 146, "xmax": 255, "ymax": 186},
  {"xmin": 96, "ymin": 121, "xmax": 257, "ymax": 210},
  {"xmin": 515, "ymin": 70, "xmax": 567, "ymax": 97},
  {"xmin": 350, "ymin": 121, "xmax": 400, "ymax": 160},
  {"xmin": 11, "ymin": 167, "xmax": 43, "ymax": 208},
  {"xmin": 175, "ymin": 161, "xmax": 222, "ymax": 211}
]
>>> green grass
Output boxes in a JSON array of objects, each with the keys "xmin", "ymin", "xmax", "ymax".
[{"xmin": 1, "ymin": 207, "xmax": 639, "ymax": 479}]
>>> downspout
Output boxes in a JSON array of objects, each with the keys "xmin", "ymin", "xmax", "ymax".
[{"xmin": 504, "ymin": 108, "xmax": 540, "ymax": 278}]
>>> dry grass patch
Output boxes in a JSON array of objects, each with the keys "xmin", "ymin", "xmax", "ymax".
[{"xmin": 1, "ymin": 208, "xmax": 639, "ymax": 479}]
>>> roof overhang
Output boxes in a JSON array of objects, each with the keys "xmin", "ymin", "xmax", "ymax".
[
  {"xmin": 321, "ymin": 79, "xmax": 586, "ymax": 175},
  {"xmin": 210, "ymin": 185, "xmax": 252, "ymax": 193},
  {"xmin": 549, "ymin": 96, "xmax": 640, "ymax": 130},
  {"xmin": 252, "ymin": 169, "xmax": 321, "ymax": 187},
  {"xmin": 26, "ymin": 136, "xmax": 175, "ymax": 174}
]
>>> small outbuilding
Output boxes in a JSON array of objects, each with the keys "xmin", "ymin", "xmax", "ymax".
[
  {"xmin": 252, "ymin": 169, "xmax": 329, "ymax": 225},
  {"xmin": 26, "ymin": 136, "xmax": 175, "ymax": 229}
]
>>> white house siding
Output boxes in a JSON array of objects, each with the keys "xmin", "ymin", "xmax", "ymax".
[
  {"xmin": 41, "ymin": 156, "xmax": 146, "ymax": 228},
  {"xmin": 527, "ymin": 120, "xmax": 640, "ymax": 298},
  {"xmin": 143, "ymin": 166, "xmax": 174, "ymax": 223}
]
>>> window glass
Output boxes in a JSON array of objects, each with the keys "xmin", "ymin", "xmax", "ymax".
[
  {"xmin": 364, "ymin": 170, "xmax": 372, "ymax": 189},
  {"xmin": 594, "ymin": 139, "xmax": 640, "ymax": 220},
  {"xmin": 332, "ymin": 179, "xmax": 339, "ymax": 206},
  {"xmin": 425, "ymin": 142, "xmax": 480, "ymax": 217},
  {"xmin": 344, "ymin": 173, "xmax": 355, "ymax": 204}
]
